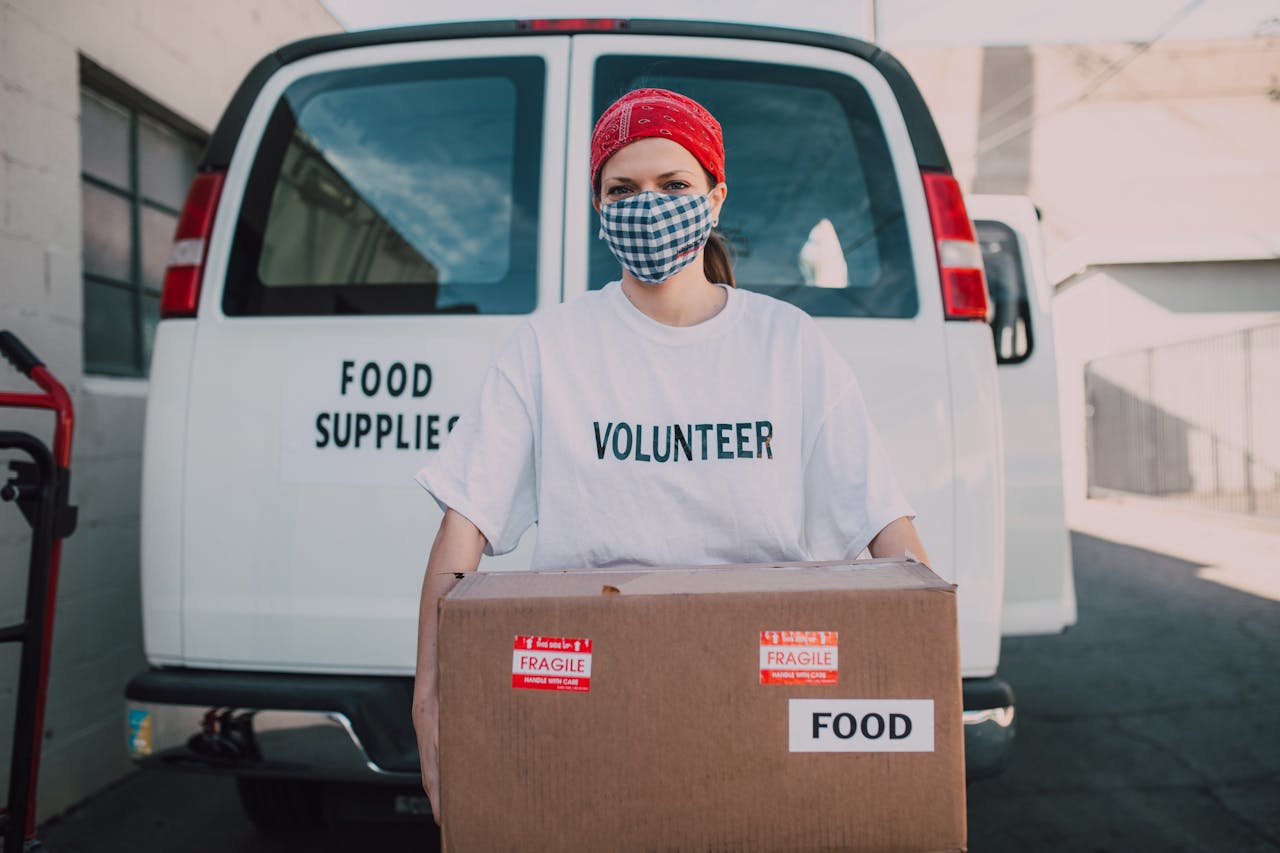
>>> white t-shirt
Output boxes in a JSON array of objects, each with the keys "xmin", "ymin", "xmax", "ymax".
[{"xmin": 414, "ymin": 281, "xmax": 913, "ymax": 570}]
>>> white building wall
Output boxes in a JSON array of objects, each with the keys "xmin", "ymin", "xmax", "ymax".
[
  {"xmin": 897, "ymin": 37, "xmax": 1280, "ymax": 514},
  {"xmin": 0, "ymin": 0, "xmax": 339, "ymax": 822},
  {"xmin": 890, "ymin": 44, "xmax": 984, "ymax": 192},
  {"xmin": 1053, "ymin": 260, "xmax": 1280, "ymax": 508},
  {"xmin": 896, "ymin": 36, "xmax": 1280, "ymax": 259},
  {"xmin": 1028, "ymin": 38, "xmax": 1280, "ymax": 259}
]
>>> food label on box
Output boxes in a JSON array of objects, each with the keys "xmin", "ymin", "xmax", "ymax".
[
  {"xmin": 759, "ymin": 630, "xmax": 838, "ymax": 685},
  {"xmin": 511, "ymin": 635, "xmax": 592, "ymax": 693},
  {"xmin": 788, "ymin": 699, "xmax": 934, "ymax": 752}
]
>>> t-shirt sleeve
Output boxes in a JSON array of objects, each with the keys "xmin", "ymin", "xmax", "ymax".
[
  {"xmin": 413, "ymin": 358, "xmax": 538, "ymax": 558},
  {"xmin": 802, "ymin": 377, "xmax": 916, "ymax": 561}
]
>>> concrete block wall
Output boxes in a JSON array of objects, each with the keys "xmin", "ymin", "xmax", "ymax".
[{"xmin": 0, "ymin": 0, "xmax": 339, "ymax": 823}]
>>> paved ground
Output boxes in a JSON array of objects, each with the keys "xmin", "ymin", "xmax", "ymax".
[
  {"xmin": 968, "ymin": 498, "xmax": 1280, "ymax": 852},
  {"xmin": 27, "ymin": 499, "xmax": 1280, "ymax": 852}
]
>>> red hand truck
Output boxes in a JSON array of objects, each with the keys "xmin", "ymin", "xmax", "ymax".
[{"xmin": 0, "ymin": 331, "xmax": 77, "ymax": 852}]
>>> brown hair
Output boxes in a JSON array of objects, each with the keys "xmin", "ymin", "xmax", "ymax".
[
  {"xmin": 703, "ymin": 229, "xmax": 736, "ymax": 288},
  {"xmin": 698, "ymin": 166, "xmax": 734, "ymax": 287}
]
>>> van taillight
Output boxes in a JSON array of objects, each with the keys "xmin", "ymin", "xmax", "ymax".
[
  {"xmin": 921, "ymin": 171, "xmax": 989, "ymax": 321},
  {"xmin": 160, "ymin": 170, "xmax": 225, "ymax": 319}
]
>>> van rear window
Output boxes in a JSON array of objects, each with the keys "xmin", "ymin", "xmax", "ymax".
[
  {"xmin": 223, "ymin": 57, "xmax": 544, "ymax": 316},
  {"xmin": 591, "ymin": 57, "xmax": 917, "ymax": 319}
]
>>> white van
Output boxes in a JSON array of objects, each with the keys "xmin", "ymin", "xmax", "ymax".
[
  {"xmin": 968, "ymin": 194, "xmax": 1077, "ymax": 640},
  {"xmin": 125, "ymin": 19, "xmax": 1074, "ymax": 827}
]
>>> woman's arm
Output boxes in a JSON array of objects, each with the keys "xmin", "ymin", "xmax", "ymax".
[
  {"xmin": 412, "ymin": 507, "xmax": 487, "ymax": 823},
  {"xmin": 867, "ymin": 515, "xmax": 932, "ymax": 567}
]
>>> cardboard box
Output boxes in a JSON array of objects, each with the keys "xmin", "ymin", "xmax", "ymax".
[{"xmin": 438, "ymin": 559, "xmax": 966, "ymax": 852}]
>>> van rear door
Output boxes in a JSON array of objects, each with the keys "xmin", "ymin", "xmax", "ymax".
[
  {"xmin": 969, "ymin": 194, "xmax": 1077, "ymax": 635},
  {"xmin": 564, "ymin": 35, "xmax": 1004, "ymax": 678},
  {"xmin": 179, "ymin": 37, "xmax": 570, "ymax": 672}
]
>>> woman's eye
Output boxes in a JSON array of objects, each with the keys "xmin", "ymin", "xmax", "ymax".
[
  {"xmin": 665, "ymin": 181, "xmax": 690, "ymax": 191},
  {"xmin": 607, "ymin": 186, "xmax": 633, "ymax": 196}
]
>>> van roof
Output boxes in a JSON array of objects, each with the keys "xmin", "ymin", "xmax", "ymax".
[{"xmin": 202, "ymin": 18, "xmax": 950, "ymax": 175}]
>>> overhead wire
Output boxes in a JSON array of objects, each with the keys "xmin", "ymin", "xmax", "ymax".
[{"xmin": 964, "ymin": 0, "xmax": 1207, "ymax": 163}]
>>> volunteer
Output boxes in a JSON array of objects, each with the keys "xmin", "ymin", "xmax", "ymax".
[{"xmin": 411, "ymin": 88, "xmax": 930, "ymax": 818}]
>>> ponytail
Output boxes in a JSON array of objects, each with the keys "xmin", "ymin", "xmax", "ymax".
[{"xmin": 703, "ymin": 229, "xmax": 736, "ymax": 288}]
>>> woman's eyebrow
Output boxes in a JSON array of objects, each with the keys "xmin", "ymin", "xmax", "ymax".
[{"xmin": 604, "ymin": 170, "xmax": 696, "ymax": 184}]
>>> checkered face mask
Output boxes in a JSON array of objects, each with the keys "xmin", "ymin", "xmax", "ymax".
[{"xmin": 598, "ymin": 191, "xmax": 714, "ymax": 284}]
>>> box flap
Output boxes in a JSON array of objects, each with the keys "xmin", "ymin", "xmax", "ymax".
[{"xmin": 447, "ymin": 558, "xmax": 951, "ymax": 602}]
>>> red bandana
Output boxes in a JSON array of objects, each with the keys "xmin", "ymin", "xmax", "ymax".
[{"xmin": 590, "ymin": 88, "xmax": 725, "ymax": 187}]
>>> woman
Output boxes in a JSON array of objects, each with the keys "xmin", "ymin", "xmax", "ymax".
[{"xmin": 411, "ymin": 88, "xmax": 929, "ymax": 817}]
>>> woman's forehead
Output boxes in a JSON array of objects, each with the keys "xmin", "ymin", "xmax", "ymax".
[{"xmin": 600, "ymin": 138, "xmax": 702, "ymax": 181}]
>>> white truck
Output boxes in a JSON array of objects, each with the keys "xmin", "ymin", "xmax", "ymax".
[{"xmin": 124, "ymin": 18, "xmax": 1074, "ymax": 828}]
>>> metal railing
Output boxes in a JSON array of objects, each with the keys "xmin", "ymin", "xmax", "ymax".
[{"xmin": 1085, "ymin": 321, "xmax": 1280, "ymax": 518}]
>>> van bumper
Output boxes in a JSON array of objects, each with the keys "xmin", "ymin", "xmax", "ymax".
[
  {"xmin": 124, "ymin": 668, "xmax": 419, "ymax": 783},
  {"xmin": 963, "ymin": 676, "xmax": 1016, "ymax": 781},
  {"xmin": 126, "ymin": 669, "xmax": 1015, "ymax": 784}
]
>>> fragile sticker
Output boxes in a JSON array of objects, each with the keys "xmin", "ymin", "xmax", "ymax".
[
  {"xmin": 512, "ymin": 635, "xmax": 592, "ymax": 693},
  {"xmin": 759, "ymin": 630, "xmax": 839, "ymax": 685}
]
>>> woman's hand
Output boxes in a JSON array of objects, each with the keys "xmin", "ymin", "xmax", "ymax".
[
  {"xmin": 413, "ymin": 508, "xmax": 486, "ymax": 824},
  {"xmin": 412, "ymin": 685, "xmax": 441, "ymax": 817}
]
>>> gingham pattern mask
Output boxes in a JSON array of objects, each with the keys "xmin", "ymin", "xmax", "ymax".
[{"xmin": 598, "ymin": 191, "xmax": 714, "ymax": 284}]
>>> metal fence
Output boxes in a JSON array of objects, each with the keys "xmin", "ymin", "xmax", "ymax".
[{"xmin": 1085, "ymin": 321, "xmax": 1280, "ymax": 518}]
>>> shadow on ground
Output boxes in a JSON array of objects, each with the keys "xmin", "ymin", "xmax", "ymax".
[
  {"xmin": 35, "ymin": 772, "xmax": 439, "ymax": 853},
  {"xmin": 967, "ymin": 531, "xmax": 1280, "ymax": 852}
]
